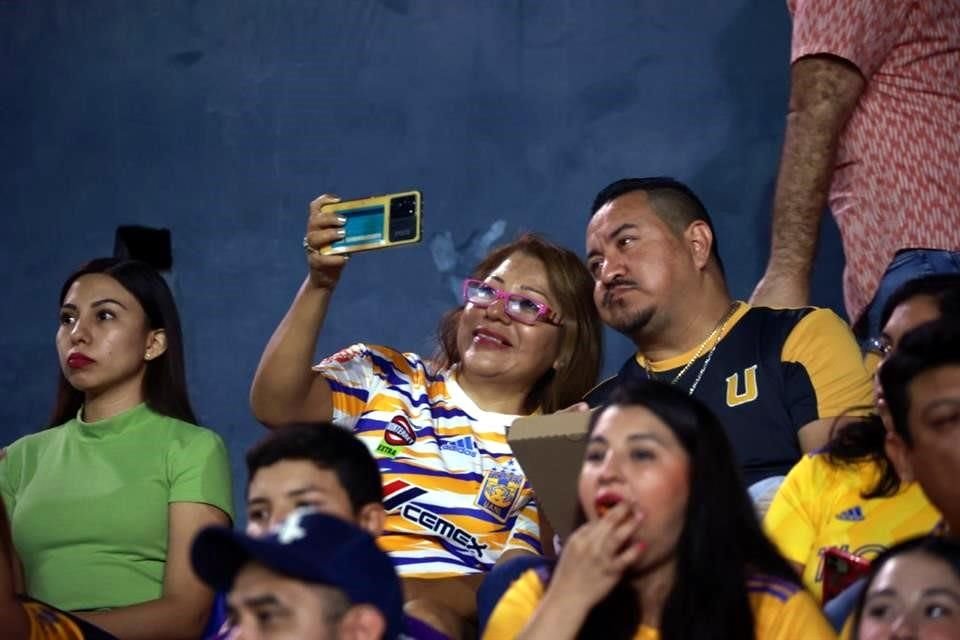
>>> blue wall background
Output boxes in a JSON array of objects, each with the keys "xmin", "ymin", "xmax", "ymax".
[{"xmin": 0, "ymin": 0, "xmax": 845, "ymax": 518}]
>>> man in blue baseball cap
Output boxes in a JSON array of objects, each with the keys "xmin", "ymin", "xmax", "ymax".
[{"xmin": 191, "ymin": 508, "xmax": 404, "ymax": 640}]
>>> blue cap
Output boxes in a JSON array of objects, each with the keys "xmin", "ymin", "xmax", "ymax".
[{"xmin": 191, "ymin": 509, "xmax": 404, "ymax": 639}]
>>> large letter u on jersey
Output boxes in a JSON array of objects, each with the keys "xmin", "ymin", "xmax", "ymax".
[{"xmin": 726, "ymin": 365, "xmax": 759, "ymax": 407}]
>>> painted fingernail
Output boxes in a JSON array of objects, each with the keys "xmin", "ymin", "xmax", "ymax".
[
  {"xmin": 336, "ymin": 216, "xmax": 348, "ymax": 225},
  {"xmin": 336, "ymin": 229, "xmax": 346, "ymax": 238}
]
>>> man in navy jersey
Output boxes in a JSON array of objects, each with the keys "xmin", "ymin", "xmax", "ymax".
[{"xmin": 584, "ymin": 177, "xmax": 873, "ymax": 490}]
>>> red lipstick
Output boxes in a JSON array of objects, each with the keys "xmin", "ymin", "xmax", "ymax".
[
  {"xmin": 595, "ymin": 491, "xmax": 623, "ymax": 517},
  {"xmin": 67, "ymin": 353, "xmax": 95, "ymax": 369}
]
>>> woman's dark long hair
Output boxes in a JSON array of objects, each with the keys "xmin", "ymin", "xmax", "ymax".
[
  {"xmin": 851, "ymin": 536, "xmax": 960, "ymax": 638},
  {"xmin": 50, "ymin": 258, "xmax": 197, "ymax": 425},
  {"xmin": 823, "ymin": 412, "xmax": 900, "ymax": 498},
  {"xmin": 822, "ymin": 274, "xmax": 960, "ymax": 498},
  {"xmin": 569, "ymin": 381, "xmax": 798, "ymax": 640}
]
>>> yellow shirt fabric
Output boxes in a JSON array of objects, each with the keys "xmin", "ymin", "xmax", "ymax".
[
  {"xmin": 764, "ymin": 452, "xmax": 940, "ymax": 602},
  {"xmin": 483, "ymin": 568, "xmax": 836, "ymax": 639}
]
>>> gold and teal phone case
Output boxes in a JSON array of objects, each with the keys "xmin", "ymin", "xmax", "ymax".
[{"xmin": 321, "ymin": 190, "xmax": 422, "ymax": 254}]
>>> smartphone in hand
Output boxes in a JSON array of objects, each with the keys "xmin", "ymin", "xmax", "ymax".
[
  {"xmin": 321, "ymin": 190, "xmax": 422, "ymax": 255},
  {"xmin": 821, "ymin": 546, "xmax": 872, "ymax": 605}
]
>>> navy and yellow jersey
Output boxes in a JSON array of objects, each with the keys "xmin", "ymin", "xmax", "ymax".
[
  {"xmin": 586, "ymin": 303, "xmax": 873, "ymax": 485},
  {"xmin": 19, "ymin": 598, "xmax": 117, "ymax": 640},
  {"xmin": 313, "ymin": 344, "xmax": 541, "ymax": 578},
  {"xmin": 483, "ymin": 569, "xmax": 836, "ymax": 640},
  {"xmin": 763, "ymin": 453, "xmax": 940, "ymax": 603}
]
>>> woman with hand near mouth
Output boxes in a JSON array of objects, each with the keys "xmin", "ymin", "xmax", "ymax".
[
  {"xmin": 251, "ymin": 194, "xmax": 603, "ymax": 639},
  {"xmin": 484, "ymin": 381, "xmax": 836, "ymax": 640},
  {"xmin": 0, "ymin": 258, "xmax": 234, "ymax": 640}
]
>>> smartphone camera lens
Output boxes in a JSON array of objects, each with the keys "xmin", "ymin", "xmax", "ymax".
[
  {"xmin": 389, "ymin": 194, "xmax": 418, "ymax": 242},
  {"xmin": 391, "ymin": 195, "xmax": 416, "ymax": 218}
]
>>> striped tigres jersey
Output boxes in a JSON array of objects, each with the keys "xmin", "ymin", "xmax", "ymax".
[
  {"xmin": 20, "ymin": 598, "xmax": 117, "ymax": 639},
  {"xmin": 314, "ymin": 344, "xmax": 541, "ymax": 577}
]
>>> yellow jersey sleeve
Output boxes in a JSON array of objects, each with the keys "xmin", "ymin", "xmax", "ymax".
[
  {"xmin": 781, "ymin": 308, "xmax": 873, "ymax": 418},
  {"xmin": 482, "ymin": 568, "xmax": 545, "ymax": 640}
]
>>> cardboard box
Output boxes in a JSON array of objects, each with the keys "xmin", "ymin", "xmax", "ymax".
[{"xmin": 508, "ymin": 411, "xmax": 592, "ymax": 540}]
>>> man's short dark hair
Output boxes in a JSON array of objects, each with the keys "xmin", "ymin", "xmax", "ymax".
[
  {"xmin": 880, "ymin": 319, "xmax": 960, "ymax": 445},
  {"xmin": 590, "ymin": 176, "xmax": 724, "ymax": 274},
  {"xmin": 879, "ymin": 273, "xmax": 960, "ymax": 331},
  {"xmin": 245, "ymin": 424, "xmax": 383, "ymax": 513}
]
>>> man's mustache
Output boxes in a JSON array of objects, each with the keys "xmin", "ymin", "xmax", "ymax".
[{"xmin": 602, "ymin": 279, "xmax": 638, "ymax": 306}]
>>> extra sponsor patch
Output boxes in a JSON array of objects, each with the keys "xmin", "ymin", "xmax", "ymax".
[
  {"xmin": 376, "ymin": 441, "xmax": 400, "ymax": 458},
  {"xmin": 476, "ymin": 468, "xmax": 524, "ymax": 521}
]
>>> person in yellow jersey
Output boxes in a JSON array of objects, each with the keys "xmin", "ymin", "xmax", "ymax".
[
  {"xmin": 764, "ymin": 274, "xmax": 960, "ymax": 605},
  {"xmin": 483, "ymin": 380, "xmax": 835, "ymax": 640}
]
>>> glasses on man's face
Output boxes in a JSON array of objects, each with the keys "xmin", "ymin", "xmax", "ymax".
[{"xmin": 461, "ymin": 279, "xmax": 562, "ymax": 326}]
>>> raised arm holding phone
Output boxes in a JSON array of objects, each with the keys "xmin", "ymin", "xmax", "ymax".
[{"xmin": 251, "ymin": 193, "xmax": 603, "ymax": 639}]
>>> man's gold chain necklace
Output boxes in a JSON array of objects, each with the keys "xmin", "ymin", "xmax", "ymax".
[{"xmin": 645, "ymin": 301, "xmax": 740, "ymax": 395}]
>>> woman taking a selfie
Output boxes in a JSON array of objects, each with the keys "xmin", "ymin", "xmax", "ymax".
[
  {"xmin": 251, "ymin": 194, "xmax": 603, "ymax": 638},
  {"xmin": 0, "ymin": 258, "xmax": 233, "ymax": 640},
  {"xmin": 484, "ymin": 381, "xmax": 836, "ymax": 640}
]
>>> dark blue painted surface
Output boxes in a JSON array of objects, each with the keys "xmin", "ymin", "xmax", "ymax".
[{"xmin": 0, "ymin": 1, "xmax": 845, "ymax": 516}]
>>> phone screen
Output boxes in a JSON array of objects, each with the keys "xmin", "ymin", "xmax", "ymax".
[{"xmin": 330, "ymin": 205, "xmax": 385, "ymax": 251}]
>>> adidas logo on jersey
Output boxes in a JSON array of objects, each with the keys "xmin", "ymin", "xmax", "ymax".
[
  {"xmin": 440, "ymin": 436, "xmax": 477, "ymax": 457},
  {"xmin": 836, "ymin": 506, "xmax": 865, "ymax": 522}
]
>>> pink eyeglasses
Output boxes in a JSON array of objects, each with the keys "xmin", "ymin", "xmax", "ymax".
[{"xmin": 462, "ymin": 279, "xmax": 562, "ymax": 326}]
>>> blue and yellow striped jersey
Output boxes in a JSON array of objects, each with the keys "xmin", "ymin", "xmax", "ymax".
[
  {"xmin": 314, "ymin": 344, "xmax": 541, "ymax": 577},
  {"xmin": 20, "ymin": 598, "xmax": 117, "ymax": 639}
]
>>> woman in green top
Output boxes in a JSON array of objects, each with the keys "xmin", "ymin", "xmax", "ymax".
[{"xmin": 0, "ymin": 258, "xmax": 234, "ymax": 640}]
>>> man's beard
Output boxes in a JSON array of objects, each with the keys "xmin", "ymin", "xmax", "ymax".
[{"xmin": 604, "ymin": 302, "xmax": 654, "ymax": 338}]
